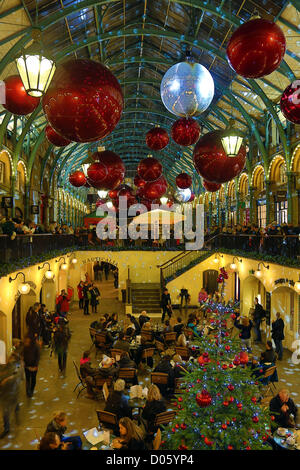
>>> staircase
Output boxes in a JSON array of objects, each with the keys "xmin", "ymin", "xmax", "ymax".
[{"xmin": 131, "ymin": 283, "xmax": 162, "ymax": 317}]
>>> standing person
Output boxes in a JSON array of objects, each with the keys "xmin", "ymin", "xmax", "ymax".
[
  {"xmin": 56, "ymin": 290, "xmax": 72, "ymax": 317},
  {"xmin": 82, "ymin": 282, "xmax": 91, "ymax": 316},
  {"xmin": 26, "ymin": 303, "xmax": 41, "ymax": 339},
  {"xmin": 253, "ymin": 297, "xmax": 265, "ymax": 343},
  {"xmin": 90, "ymin": 283, "xmax": 100, "ymax": 314},
  {"xmin": 234, "ymin": 316, "xmax": 253, "ymax": 353},
  {"xmin": 22, "ymin": 336, "xmax": 40, "ymax": 398},
  {"xmin": 104, "ymin": 262, "xmax": 110, "ymax": 281},
  {"xmin": 161, "ymin": 288, "xmax": 172, "ymax": 323},
  {"xmin": 77, "ymin": 281, "xmax": 84, "ymax": 309},
  {"xmin": 179, "ymin": 287, "xmax": 189, "ymax": 314},
  {"xmin": 53, "ymin": 321, "xmax": 71, "ymax": 375},
  {"xmin": 93, "ymin": 261, "xmax": 101, "ymax": 281},
  {"xmin": 0, "ymin": 353, "xmax": 23, "ymax": 438},
  {"xmin": 271, "ymin": 312, "xmax": 285, "ymax": 361}
]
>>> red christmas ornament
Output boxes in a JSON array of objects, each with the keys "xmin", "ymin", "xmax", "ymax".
[
  {"xmin": 87, "ymin": 161, "xmax": 108, "ymax": 189},
  {"xmin": 180, "ymin": 423, "xmax": 187, "ymax": 430},
  {"xmin": 227, "ymin": 445, "xmax": 234, "ymax": 450},
  {"xmin": 178, "ymin": 397, "xmax": 183, "ymax": 402},
  {"xmin": 118, "ymin": 185, "xmax": 133, "ymax": 198},
  {"xmin": 89, "ymin": 150, "xmax": 125, "ymax": 190},
  {"xmin": 108, "ymin": 189, "xmax": 118, "ymax": 199},
  {"xmin": 197, "ymin": 355, "xmax": 205, "ymax": 366},
  {"xmin": 226, "ymin": 18, "xmax": 286, "ymax": 78},
  {"xmin": 196, "ymin": 390, "xmax": 212, "ymax": 407},
  {"xmin": 227, "ymin": 385, "xmax": 234, "ymax": 391},
  {"xmin": 3, "ymin": 75, "xmax": 40, "ymax": 115},
  {"xmin": 223, "ymin": 401, "xmax": 229, "ymax": 407},
  {"xmin": 271, "ymin": 415, "xmax": 275, "ymax": 421},
  {"xmin": 143, "ymin": 175, "xmax": 167, "ymax": 200},
  {"xmin": 221, "ymin": 424, "xmax": 227, "ymax": 430},
  {"xmin": 237, "ymin": 403, "xmax": 243, "ymax": 410},
  {"xmin": 42, "ymin": 59, "xmax": 123, "ymax": 142},
  {"xmin": 188, "ymin": 192, "xmax": 195, "ymax": 202},
  {"xmin": 222, "ymin": 364, "xmax": 227, "ymax": 370},
  {"xmin": 137, "ymin": 157, "xmax": 163, "ymax": 182},
  {"xmin": 171, "ymin": 117, "xmax": 201, "ymax": 146},
  {"xmin": 146, "ymin": 127, "xmax": 169, "ymax": 150},
  {"xmin": 239, "ymin": 351, "xmax": 249, "ymax": 365},
  {"xmin": 204, "ymin": 437, "xmax": 212, "ymax": 446},
  {"xmin": 134, "ymin": 174, "xmax": 146, "ymax": 188},
  {"xmin": 230, "ymin": 313, "xmax": 236, "ymax": 320},
  {"xmin": 203, "ymin": 180, "xmax": 221, "ymax": 192},
  {"xmin": 225, "ymin": 346, "xmax": 230, "ymax": 351},
  {"xmin": 69, "ymin": 170, "xmax": 86, "ymax": 187},
  {"xmin": 280, "ymin": 82, "xmax": 300, "ymax": 124},
  {"xmin": 246, "ymin": 446, "xmax": 251, "ymax": 450},
  {"xmin": 193, "ymin": 130, "xmax": 246, "ymax": 184},
  {"xmin": 176, "ymin": 173, "xmax": 192, "ymax": 189},
  {"xmin": 210, "ymin": 417, "xmax": 215, "ymax": 423},
  {"xmin": 45, "ymin": 124, "xmax": 71, "ymax": 147},
  {"xmin": 252, "ymin": 416, "xmax": 259, "ymax": 423}
]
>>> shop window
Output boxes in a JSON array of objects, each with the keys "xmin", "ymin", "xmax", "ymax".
[
  {"xmin": 234, "ymin": 273, "xmax": 240, "ymax": 302},
  {"xmin": 0, "ymin": 161, "xmax": 4, "ymax": 184},
  {"xmin": 276, "ymin": 200, "xmax": 288, "ymax": 224},
  {"xmin": 290, "ymin": 292, "xmax": 295, "ymax": 331},
  {"xmin": 257, "ymin": 204, "xmax": 266, "ymax": 228}
]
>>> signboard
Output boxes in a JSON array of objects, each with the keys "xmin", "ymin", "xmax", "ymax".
[
  {"xmin": 31, "ymin": 205, "xmax": 39, "ymax": 214},
  {"xmin": 1, "ymin": 196, "xmax": 13, "ymax": 208}
]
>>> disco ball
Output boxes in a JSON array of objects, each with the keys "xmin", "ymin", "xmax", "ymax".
[
  {"xmin": 175, "ymin": 187, "xmax": 192, "ymax": 202},
  {"xmin": 160, "ymin": 61, "xmax": 214, "ymax": 117}
]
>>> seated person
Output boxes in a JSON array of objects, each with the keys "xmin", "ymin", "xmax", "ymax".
[
  {"xmin": 172, "ymin": 354, "xmax": 187, "ymax": 380},
  {"xmin": 187, "ymin": 318, "xmax": 200, "ymax": 338},
  {"xmin": 106, "ymin": 313, "xmax": 118, "ymax": 329},
  {"xmin": 141, "ymin": 322, "xmax": 154, "ymax": 341},
  {"xmin": 139, "ymin": 311, "xmax": 150, "ymax": 329},
  {"xmin": 176, "ymin": 332, "xmax": 187, "ymax": 348},
  {"xmin": 104, "ymin": 379, "xmax": 132, "ymax": 420},
  {"xmin": 141, "ymin": 384, "xmax": 166, "ymax": 434},
  {"xmin": 80, "ymin": 351, "xmax": 103, "ymax": 398},
  {"xmin": 135, "ymin": 337, "xmax": 154, "ymax": 368},
  {"xmin": 112, "ymin": 417, "xmax": 146, "ymax": 450},
  {"xmin": 260, "ymin": 340, "xmax": 277, "ymax": 364},
  {"xmin": 173, "ymin": 317, "xmax": 184, "ymax": 338},
  {"xmin": 38, "ymin": 432, "xmax": 70, "ymax": 450},
  {"xmin": 163, "ymin": 320, "xmax": 172, "ymax": 333},
  {"xmin": 118, "ymin": 351, "xmax": 137, "ymax": 370},
  {"xmin": 126, "ymin": 314, "xmax": 140, "ymax": 335},
  {"xmin": 98, "ymin": 355, "xmax": 119, "ymax": 380},
  {"xmin": 125, "ymin": 327, "xmax": 135, "ymax": 340},
  {"xmin": 113, "ymin": 332, "xmax": 130, "ymax": 353},
  {"xmin": 153, "ymin": 354, "xmax": 175, "ymax": 397},
  {"xmin": 45, "ymin": 411, "xmax": 82, "ymax": 450},
  {"xmin": 90, "ymin": 318, "xmax": 102, "ymax": 331},
  {"xmin": 269, "ymin": 389, "xmax": 298, "ymax": 428}
]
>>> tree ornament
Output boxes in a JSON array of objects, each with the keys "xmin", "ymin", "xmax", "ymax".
[
  {"xmin": 88, "ymin": 150, "xmax": 125, "ymax": 190},
  {"xmin": 143, "ymin": 175, "xmax": 167, "ymax": 200},
  {"xmin": 196, "ymin": 390, "xmax": 212, "ymax": 407},
  {"xmin": 227, "ymin": 385, "xmax": 235, "ymax": 391},
  {"xmin": 134, "ymin": 174, "xmax": 146, "ymax": 188},
  {"xmin": 252, "ymin": 416, "xmax": 259, "ymax": 423},
  {"xmin": 203, "ymin": 180, "xmax": 221, "ymax": 192},
  {"xmin": 180, "ymin": 423, "xmax": 187, "ymax": 430},
  {"xmin": 223, "ymin": 401, "xmax": 229, "ymax": 407},
  {"xmin": 176, "ymin": 172, "xmax": 192, "ymax": 189},
  {"xmin": 42, "ymin": 59, "xmax": 123, "ymax": 142},
  {"xmin": 204, "ymin": 437, "xmax": 213, "ymax": 446},
  {"xmin": 45, "ymin": 124, "xmax": 71, "ymax": 147},
  {"xmin": 160, "ymin": 60, "xmax": 214, "ymax": 117},
  {"xmin": 193, "ymin": 130, "xmax": 246, "ymax": 184},
  {"xmin": 227, "ymin": 445, "xmax": 234, "ymax": 450},
  {"xmin": 226, "ymin": 18, "xmax": 286, "ymax": 78},
  {"xmin": 280, "ymin": 82, "xmax": 300, "ymax": 124},
  {"xmin": 146, "ymin": 127, "xmax": 169, "ymax": 150},
  {"xmin": 137, "ymin": 157, "xmax": 163, "ymax": 182},
  {"xmin": 171, "ymin": 117, "xmax": 201, "ymax": 146},
  {"xmin": 251, "ymin": 397, "xmax": 257, "ymax": 404},
  {"xmin": 221, "ymin": 424, "xmax": 227, "ymax": 430},
  {"xmin": 69, "ymin": 170, "xmax": 86, "ymax": 187},
  {"xmin": 178, "ymin": 397, "xmax": 183, "ymax": 402},
  {"xmin": 3, "ymin": 75, "xmax": 40, "ymax": 115},
  {"xmin": 210, "ymin": 417, "xmax": 215, "ymax": 423}
]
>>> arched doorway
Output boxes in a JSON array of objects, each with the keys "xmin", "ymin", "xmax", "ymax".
[
  {"xmin": 271, "ymin": 286, "xmax": 298, "ymax": 351},
  {"xmin": 0, "ymin": 311, "xmax": 7, "ymax": 358},
  {"xmin": 203, "ymin": 269, "xmax": 218, "ymax": 295},
  {"xmin": 12, "ymin": 289, "xmax": 37, "ymax": 340},
  {"xmin": 242, "ymin": 275, "xmax": 266, "ymax": 316},
  {"xmin": 40, "ymin": 278, "xmax": 56, "ymax": 312}
]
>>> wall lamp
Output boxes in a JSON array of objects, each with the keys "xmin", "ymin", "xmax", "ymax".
[
  {"xmin": 255, "ymin": 262, "xmax": 269, "ymax": 278},
  {"xmin": 295, "ymin": 276, "xmax": 300, "ymax": 292},
  {"xmin": 213, "ymin": 253, "xmax": 224, "ymax": 264},
  {"xmin": 9, "ymin": 272, "xmax": 30, "ymax": 295},
  {"xmin": 67, "ymin": 253, "xmax": 78, "ymax": 264},
  {"xmin": 38, "ymin": 262, "xmax": 54, "ymax": 279},
  {"xmin": 56, "ymin": 257, "xmax": 68, "ymax": 270},
  {"xmin": 230, "ymin": 257, "xmax": 243, "ymax": 271}
]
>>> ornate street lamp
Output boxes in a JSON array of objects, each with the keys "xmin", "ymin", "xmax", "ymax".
[
  {"xmin": 38, "ymin": 261, "xmax": 54, "ymax": 279},
  {"xmin": 221, "ymin": 119, "xmax": 244, "ymax": 157},
  {"xmin": 9, "ymin": 272, "xmax": 30, "ymax": 294}
]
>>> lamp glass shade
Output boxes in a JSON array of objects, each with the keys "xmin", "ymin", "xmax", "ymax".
[
  {"xmin": 97, "ymin": 190, "xmax": 108, "ymax": 199},
  {"xmin": 16, "ymin": 53, "xmax": 56, "ymax": 97},
  {"xmin": 61, "ymin": 263, "xmax": 68, "ymax": 271},
  {"xmin": 221, "ymin": 130, "xmax": 243, "ymax": 157},
  {"xmin": 71, "ymin": 258, "xmax": 78, "ymax": 264},
  {"xmin": 160, "ymin": 196, "xmax": 168, "ymax": 205},
  {"xmin": 255, "ymin": 270, "xmax": 262, "ymax": 278},
  {"xmin": 295, "ymin": 281, "xmax": 300, "ymax": 291},
  {"xmin": 106, "ymin": 201, "xmax": 113, "ymax": 208},
  {"xmin": 213, "ymin": 257, "xmax": 218, "ymax": 263},
  {"xmin": 18, "ymin": 282, "xmax": 30, "ymax": 295},
  {"xmin": 45, "ymin": 270, "xmax": 54, "ymax": 279},
  {"xmin": 230, "ymin": 263, "xmax": 237, "ymax": 270}
]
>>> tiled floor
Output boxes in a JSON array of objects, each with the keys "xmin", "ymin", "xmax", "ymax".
[{"xmin": 0, "ymin": 281, "xmax": 300, "ymax": 450}]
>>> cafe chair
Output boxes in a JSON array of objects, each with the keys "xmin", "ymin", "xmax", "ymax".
[
  {"xmin": 93, "ymin": 376, "xmax": 113, "ymax": 399},
  {"xmin": 155, "ymin": 340, "xmax": 165, "ymax": 356},
  {"xmin": 141, "ymin": 347, "xmax": 155, "ymax": 370},
  {"xmin": 260, "ymin": 366, "xmax": 278, "ymax": 397},
  {"xmin": 164, "ymin": 332, "xmax": 177, "ymax": 345},
  {"xmin": 110, "ymin": 349, "xmax": 124, "ymax": 361},
  {"xmin": 73, "ymin": 361, "xmax": 87, "ymax": 399},
  {"xmin": 96, "ymin": 410, "xmax": 118, "ymax": 430},
  {"xmin": 174, "ymin": 378, "xmax": 185, "ymax": 394},
  {"xmin": 154, "ymin": 410, "xmax": 176, "ymax": 428},
  {"xmin": 141, "ymin": 330, "xmax": 154, "ymax": 342},
  {"xmin": 118, "ymin": 368, "xmax": 137, "ymax": 385},
  {"xmin": 151, "ymin": 372, "xmax": 168, "ymax": 385},
  {"xmin": 94, "ymin": 333, "xmax": 109, "ymax": 356},
  {"xmin": 152, "ymin": 428, "xmax": 162, "ymax": 450},
  {"xmin": 175, "ymin": 347, "xmax": 190, "ymax": 360},
  {"xmin": 89, "ymin": 327, "xmax": 97, "ymax": 342}
]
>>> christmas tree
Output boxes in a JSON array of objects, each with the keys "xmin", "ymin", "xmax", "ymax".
[{"xmin": 163, "ymin": 268, "xmax": 272, "ymax": 450}]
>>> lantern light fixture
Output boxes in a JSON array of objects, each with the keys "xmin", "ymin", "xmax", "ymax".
[
  {"xmin": 160, "ymin": 196, "xmax": 168, "ymax": 205},
  {"xmin": 213, "ymin": 253, "xmax": 224, "ymax": 264},
  {"xmin": 38, "ymin": 261, "xmax": 54, "ymax": 279},
  {"xmin": 106, "ymin": 201, "xmax": 113, "ymax": 209},
  {"xmin": 295, "ymin": 276, "xmax": 300, "ymax": 292},
  {"xmin": 56, "ymin": 257, "xmax": 68, "ymax": 270},
  {"xmin": 9, "ymin": 272, "xmax": 30, "ymax": 295},
  {"xmin": 97, "ymin": 190, "xmax": 108, "ymax": 199},
  {"xmin": 230, "ymin": 257, "xmax": 242, "ymax": 271},
  {"xmin": 255, "ymin": 262, "xmax": 269, "ymax": 278},
  {"xmin": 67, "ymin": 253, "xmax": 78, "ymax": 264},
  {"xmin": 221, "ymin": 118, "xmax": 244, "ymax": 157}
]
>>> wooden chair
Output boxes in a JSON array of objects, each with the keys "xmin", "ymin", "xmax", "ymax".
[
  {"xmin": 73, "ymin": 360, "xmax": 87, "ymax": 398},
  {"xmin": 175, "ymin": 347, "xmax": 190, "ymax": 360},
  {"xmin": 94, "ymin": 376, "xmax": 113, "ymax": 390},
  {"xmin": 174, "ymin": 377, "xmax": 185, "ymax": 394},
  {"xmin": 164, "ymin": 332, "xmax": 177, "ymax": 344},
  {"xmin": 260, "ymin": 366, "xmax": 278, "ymax": 397},
  {"xmin": 154, "ymin": 410, "xmax": 176, "ymax": 428},
  {"xmin": 153, "ymin": 428, "xmax": 161, "ymax": 450},
  {"xmin": 155, "ymin": 340, "xmax": 165, "ymax": 356},
  {"xmin": 118, "ymin": 368, "xmax": 137, "ymax": 384},
  {"xmin": 110, "ymin": 349, "xmax": 124, "ymax": 361},
  {"xmin": 96, "ymin": 410, "xmax": 118, "ymax": 430},
  {"xmin": 141, "ymin": 347, "xmax": 155, "ymax": 360},
  {"xmin": 103, "ymin": 382, "xmax": 109, "ymax": 402},
  {"xmin": 141, "ymin": 330, "xmax": 154, "ymax": 342},
  {"xmin": 89, "ymin": 327, "xmax": 97, "ymax": 342},
  {"xmin": 94, "ymin": 333, "xmax": 108, "ymax": 356},
  {"xmin": 151, "ymin": 372, "xmax": 168, "ymax": 385}
]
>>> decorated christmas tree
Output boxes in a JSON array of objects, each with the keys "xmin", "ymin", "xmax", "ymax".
[{"xmin": 163, "ymin": 267, "xmax": 272, "ymax": 450}]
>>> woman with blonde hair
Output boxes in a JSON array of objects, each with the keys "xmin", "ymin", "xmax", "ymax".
[
  {"xmin": 176, "ymin": 332, "xmax": 187, "ymax": 347},
  {"xmin": 112, "ymin": 417, "xmax": 146, "ymax": 450},
  {"xmin": 234, "ymin": 315, "xmax": 253, "ymax": 353},
  {"xmin": 141, "ymin": 384, "xmax": 166, "ymax": 434}
]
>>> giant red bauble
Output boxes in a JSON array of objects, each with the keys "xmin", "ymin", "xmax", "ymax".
[
  {"xmin": 134, "ymin": 174, "xmax": 146, "ymax": 188},
  {"xmin": 193, "ymin": 130, "xmax": 246, "ymax": 184},
  {"xmin": 69, "ymin": 170, "xmax": 86, "ymax": 187},
  {"xmin": 196, "ymin": 390, "xmax": 212, "ymax": 407},
  {"xmin": 176, "ymin": 173, "xmax": 192, "ymax": 189},
  {"xmin": 3, "ymin": 75, "xmax": 40, "ymax": 115},
  {"xmin": 45, "ymin": 124, "xmax": 71, "ymax": 147},
  {"xmin": 137, "ymin": 157, "xmax": 163, "ymax": 182},
  {"xmin": 146, "ymin": 127, "xmax": 169, "ymax": 151},
  {"xmin": 280, "ymin": 82, "xmax": 300, "ymax": 124},
  {"xmin": 226, "ymin": 18, "xmax": 286, "ymax": 78},
  {"xmin": 89, "ymin": 150, "xmax": 125, "ymax": 190},
  {"xmin": 143, "ymin": 175, "xmax": 167, "ymax": 200},
  {"xmin": 118, "ymin": 184, "xmax": 134, "ymax": 198},
  {"xmin": 203, "ymin": 180, "xmax": 221, "ymax": 192},
  {"xmin": 171, "ymin": 118, "xmax": 201, "ymax": 146},
  {"xmin": 42, "ymin": 59, "xmax": 123, "ymax": 142},
  {"xmin": 87, "ymin": 161, "xmax": 108, "ymax": 188},
  {"xmin": 108, "ymin": 189, "xmax": 118, "ymax": 199}
]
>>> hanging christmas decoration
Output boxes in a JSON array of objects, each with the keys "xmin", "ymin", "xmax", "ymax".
[
  {"xmin": 146, "ymin": 127, "xmax": 169, "ymax": 151},
  {"xmin": 89, "ymin": 150, "xmax": 125, "ymax": 190},
  {"xmin": 203, "ymin": 180, "xmax": 221, "ymax": 192},
  {"xmin": 143, "ymin": 175, "xmax": 167, "ymax": 200},
  {"xmin": 196, "ymin": 390, "xmax": 212, "ymax": 407},
  {"xmin": 3, "ymin": 75, "xmax": 40, "ymax": 115},
  {"xmin": 176, "ymin": 172, "xmax": 192, "ymax": 189},
  {"xmin": 108, "ymin": 189, "xmax": 119, "ymax": 199},
  {"xmin": 226, "ymin": 18, "xmax": 286, "ymax": 78},
  {"xmin": 42, "ymin": 59, "xmax": 123, "ymax": 142},
  {"xmin": 87, "ymin": 161, "xmax": 108, "ymax": 189},
  {"xmin": 188, "ymin": 192, "xmax": 195, "ymax": 202},
  {"xmin": 134, "ymin": 174, "xmax": 146, "ymax": 188},
  {"xmin": 45, "ymin": 124, "xmax": 71, "ymax": 147},
  {"xmin": 280, "ymin": 82, "xmax": 300, "ymax": 124},
  {"xmin": 118, "ymin": 184, "xmax": 134, "ymax": 198},
  {"xmin": 160, "ymin": 59, "xmax": 214, "ymax": 117},
  {"xmin": 137, "ymin": 157, "xmax": 163, "ymax": 182},
  {"xmin": 171, "ymin": 117, "xmax": 201, "ymax": 146},
  {"xmin": 69, "ymin": 170, "xmax": 86, "ymax": 187},
  {"xmin": 175, "ymin": 187, "xmax": 192, "ymax": 203},
  {"xmin": 193, "ymin": 130, "xmax": 246, "ymax": 184}
]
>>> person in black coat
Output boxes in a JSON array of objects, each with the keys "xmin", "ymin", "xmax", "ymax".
[
  {"xmin": 26, "ymin": 303, "xmax": 41, "ymax": 339},
  {"xmin": 141, "ymin": 384, "xmax": 166, "ymax": 434},
  {"xmin": 234, "ymin": 316, "xmax": 253, "ymax": 353},
  {"xmin": 104, "ymin": 379, "xmax": 132, "ymax": 420},
  {"xmin": 173, "ymin": 317, "xmax": 184, "ymax": 338},
  {"xmin": 253, "ymin": 297, "xmax": 265, "ymax": 342},
  {"xmin": 161, "ymin": 288, "xmax": 172, "ymax": 323},
  {"xmin": 269, "ymin": 389, "xmax": 298, "ymax": 428},
  {"xmin": 139, "ymin": 311, "xmax": 150, "ymax": 329},
  {"xmin": 260, "ymin": 340, "xmax": 277, "ymax": 364},
  {"xmin": 153, "ymin": 355, "xmax": 175, "ymax": 397},
  {"xmin": 117, "ymin": 352, "xmax": 138, "ymax": 385},
  {"xmin": 22, "ymin": 336, "xmax": 40, "ymax": 397},
  {"xmin": 112, "ymin": 417, "xmax": 146, "ymax": 450},
  {"xmin": 271, "ymin": 312, "xmax": 285, "ymax": 360}
]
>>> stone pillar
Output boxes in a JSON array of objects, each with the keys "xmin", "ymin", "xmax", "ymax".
[
  {"xmin": 286, "ymin": 171, "xmax": 295, "ymax": 224},
  {"xmin": 265, "ymin": 180, "xmax": 271, "ymax": 225},
  {"xmin": 225, "ymin": 195, "xmax": 229, "ymax": 225},
  {"xmin": 249, "ymin": 186, "xmax": 255, "ymax": 224}
]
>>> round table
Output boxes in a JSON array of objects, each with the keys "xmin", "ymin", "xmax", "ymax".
[
  {"xmin": 128, "ymin": 397, "xmax": 146, "ymax": 417},
  {"xmin": 273, "ymin": 428, "xmax": 300, "ymax": 450}
]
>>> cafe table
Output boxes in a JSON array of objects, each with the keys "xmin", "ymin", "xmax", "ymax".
[
  {"xmin": 82, "ymin": 427, "xmax": 115, "ymax": 450},
  {"xmin": 128, "ymin": 397, "xmax": 146, "ymax": 417},
  {"xmin": 272, "ymin": 428, "xmax": 300, "ymax": 451}
]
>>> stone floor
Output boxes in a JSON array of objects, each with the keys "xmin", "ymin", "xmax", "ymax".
[{"xmin": 1, "ymin": 280, "xmax": 300, "ymax": 450}]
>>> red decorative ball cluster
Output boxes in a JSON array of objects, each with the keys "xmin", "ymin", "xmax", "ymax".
[
  {"xmin": 203, "ymin": 180, "xmax": 221, "ymax": 192},
  {"xmin": 69, "ymin": 170, "xmax": 86, "ymax": 187},
  {"xmin": 226, "ymin": 18, "xmax": 286, "ymax": 78},
  {"xmin": 142, "ymin": 175, "xmax": 167, "ymax": 200},
  {"xmin": 196, "ymin": 389, "xmax": 212, "ymax": 407},
  {"xmin": 280, "ymin": 82, "xmax": 300, "ymax": 124},
  {"xmin": 45, "ymin": 124, "xmax": 71, "ymax": 147},
  {"xmin": 171, "ymin": 117, "xmax": 201, "ymax": 146},
  {"xmin": 3, "ymin": 75, "xmax": 40, "ymax": 115},
  {"xmin": 87, "ymin": 150, "xmax": 125, "ymax": 190},
  {"xmin": 137, "ymin": 157, "xmax": 163, "ymax": 182},
  {"xmin": 146, "ymin": 127, "xmax": 169, "ymax": 150},
  {"xmin": 176, "ymin": 173, "xmax": 192, "ymax": 189},
  {"xmin": 134, "ymin": 174, "xmax": 146, "ymax": 188}
]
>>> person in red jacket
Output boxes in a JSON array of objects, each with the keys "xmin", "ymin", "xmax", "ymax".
[
  {"xmin": 77, "ymin": 281, "xmax": 84, "ymax": 309},
  {"xmin": 56, "ymin": 290, "xmax": 72, "ymax": 317}
]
